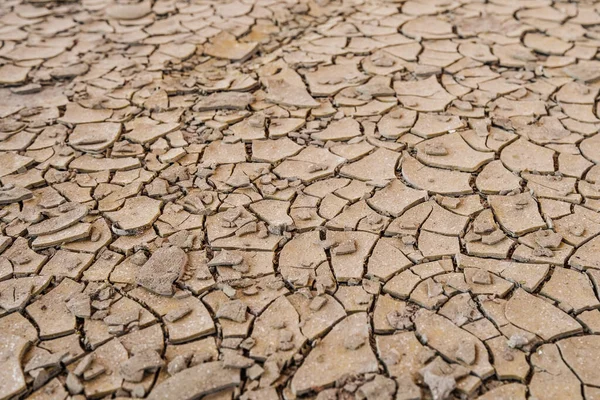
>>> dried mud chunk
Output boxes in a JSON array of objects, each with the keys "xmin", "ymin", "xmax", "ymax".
[
  {"xmin": 486, "ymin": 336, "xmax": 529, "ymax": 381},
  {"xmin": 377, "ymin": 107, "xmax": 417, "ymax": 139},
  {"xmin": 105, "ymin": 0, "xmax": 151, "ymax": 19},
  {"xmin": 402, "ymin": 153, "xmax": 472, "ymax": 195},
  {"xmin": 69, "ymin": 155, "xmax": 141, "ymax": 172},
  {"xmin": 159, "ymin": 42, "xmax": 197, "ymax": 60},
  {"xmin": 26, "ymin": 278, "xmax": 83, "ymax": 339},
  {"xmin": 0, "ymin": 152, "xmax": 34, "ymax": 178},
  {"xmin": 124, "ymin": 122, "xmax": 181, "ymax": 145},
  {"xmin": 325, "ymin": 200, "xmax": 388, "ymax": 232},
  {"xmin": 524, "ymin": 33, "xmax": 572, "ymax": 55},
  {"xmin": 489, "ymin": 193, "xmax": 545, "ymax": 236},
  {"xmin": 291, "ymin": 313, "xmax": 378, "ymax": 395},
  {"xmin": 0, "ymin": 185, "xmax": 33, "ymax": 205},
  {"xmin": 249, "ymin": 200, "xmax": 293, "ymax": 231},
  {"xmin": 567, "ymin": 222, "xmax": 599, "ymax": 261},
  {"xmin": 559, "ymin": 153, "xmax": 593, "ymax": 179},
  {"xmin": 105, "ymin": 196, "xmax": 161, "ymax": 231},
  {"xmin": 475, "ymin": 160, "xmax": 521, "ymax": 194},
  {"xmin": 411, "ymin": 114, "xmax": 464, "ymax": 139},
  {"xmin": 28, "ymin": 378, "xmax": 68, "ymax": 400},
  {"xmin": 420, "ymin": 357, "xmax": 468, "ymax": 400},
  {"xmin": 130, "ymin": 287, "xmax": 215, "ymax": 343},
  {"xmin": 373, "ymin": 294, "xmax": 413, "ymax": 333},
  {"xmin": 422, "ymin": 201, "xmax": 469, "ymax": 236},
  {"xmin": 0, "ymin": 64, "xmax": 30, "ymax": 84},
  {"xmin": 136, "ymin": 246, "xmax": 187, "ymax": 296},
  {"xmin": 31, "ymin": 223, "xmax": 92, "ymax": 250},
  {"xmin": 340, "ymin": 148, "xmax": 400, "ymax": 182},
  {"xmin": 524, "ymin": 173, "xmax": 580, "ymax": 204},
  {"xmin": 287, "ymin": 293, "xmax": 346, "ymax": 340},
  {"xmin": 28, "ymin": 203, "xmax": 88, "ymax": 236},
  {"xmin": 311, "ymin": 118, "xmax": 361, "ymax": 142},
  {"xmin": 512, "ymin": 241, "xmax": 573, "ymax": 266},
  {"xmin": 557, "ymin": 336, "xmax": 600, "ymax": 387},
  {"xmin": 563, "ymin": 60, "xmax": 600, "ymax": 83},
  {"xmin": 418, "ymin": 230, "xmax": 460, "ymax": 258},
  {"xmin": 334, "ymin": 286, "xmax": 373, "ymax": 313},
  {"xmin": 69, "ymin": 122, "xmax": 121, "ymax": 152},
  {"xmin": 409, "ymin": 278, "xmax": 448, "ymax": 310},
  {"xmin": 368, "ymin": 179, "xmax": 427, "ymax": 218},
  {"xmin": 120, "ymin": 349, "xmax": 164, "ymax": 383},
  {"xmin": 268, "ymin": 118, "xmax": 306, "ymax": 138},
  {"xmin": 376, "ymin": 331, "xmax": 432, "ymax": 384},
  {"xmin": 500, "ymin": 138, "xmax": 555, "ymax": 173},
  {"xmin": 505, "ymin": 288, "xmax": 582, "ymax": 341},
  {"xmin": 493, "ymin": 43, "xmax": 537, "ymax": 68},
  {"xmin": 249, "ymin": 296, "xmax": 306, "ymax": 362},
  {"xmin": 0, "ymin": 333, "xmax": 29, "ymax": 400},
  {"xmin": 84, "ymin": 297, "xmax": 156, "ymax": 349},
  {"xmin": 394, "ymin": 76, "xmax": 455, "ymax": 112},
  {"xmin": 147, "ymin": 361, "xmax": 240, "ymax": 400},
  {"xmin": 216, "ymin": 300, "xmax": 247, "ymax": 323},
  {"xmin": 438, "ymin": 292, "xmax": 481, "ymax": 327},
  {"xmin": 279, "ymin": 230, "xmax": 326, "ymax": 269},
  {"xmin": 58, "ymin": 103, "xmax": 112, "ymax": 125},
  {"xmin": 327, "ymin": 230, "xmax": 378, "ymax": 282},
  {"xmin": 274, "ymin": 146, "xmax": 345, "ymax": 183},
  {"xmin": 263, "ymin": 68, "xmax": 319, "ymax": 108},
  {"xmin": 194, "ymin": 92, "xmax": 254, "ymax": 112},
  {"xmin": 304, "ymin": 64, "xmax": 369, "ymax": 96},
  {"xmin": 383, "ymin": 269, "xmax": 422, "ymax": 300},
  {"xmin": 4, "ymin": 237, "xmax": 48, "ymax": 276},
  {"xmin": 415, "ymin": 310, "xmax": 493, "ymax": 378},
  {"xmin": 518, "ymin": 116, "xmax": 576, "ymax": 144},
  {"xmin": 530, "ymin": 343, "xmax": 582, "ymax": 400},
  {"xmin": 251, "ymin": 138, "xmax": 302, "ymax": 163},
  {"xmin": 580, "ymin": 133, "xmax": 600, "ymax": 164},
  {"xmin": 367, "ymin": 237, "xmax": 413, "ymax": 281},
  {"xmin": 362, "ymin": 50, "xmax": 406, "ymax": 76},
  {"xmin": 39, "ymin": 249, "xmax": 94, "ymax": 279},
  {"xmin": 204, "ymin": 32, "xmax": 258, "ymax": 62},
  {"xmin": 459, "ymin": 255, "xmax": 549, "ymax": 293},
  {"xmin": 230, "ymin": 115, "xmax": 266, "ymax": 142},
  {"xmin": 83, "ymin": 339, "xmax": 131, "ymax": 398},
  {"xmin": 540, "ymin": 267, "xmax": 599, "ymax": 313},
  {"xmin": 476, "ymin": 383, "xmax": 527, "ymax": 400},
  {"xmin": 402, "ymin": 16, "xmax": 454, "ymax": 39},
  {"xmin": 458, "ymin": 42, "xmax": 497, "ymax": 63},
  {"xmin": 64, "ymin": 218, "xmax": 112, "ymax": 254},
  {"xmin": 463, "ymin": 268, "xmax": 513, "ymax": 297},
  {"xmin": 356, "ymin": 375, "xmax": 396, "ymax": 400},
  {"xmin": 202, "ymin": 141, "xmax": 247, "ymax": 165},
  {"xmin": 561, "ymin": 103, "xmax": 600, "ymax": 123}
]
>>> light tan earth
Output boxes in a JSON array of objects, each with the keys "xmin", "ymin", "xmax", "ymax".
[{"xmin": 1, "ymin": 0, "xmax": 600, "ymax": 399}]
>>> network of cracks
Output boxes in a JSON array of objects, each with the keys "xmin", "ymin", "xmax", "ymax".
[{"xmin": 1, "ymin": 0, "xmax": 600, "ymax": 399}]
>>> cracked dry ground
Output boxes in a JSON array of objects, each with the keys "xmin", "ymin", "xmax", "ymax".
[{"xmin": 4, "ymin": 1, "xmax": 600, "ymax": 400}]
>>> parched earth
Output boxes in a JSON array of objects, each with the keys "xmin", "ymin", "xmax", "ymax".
[{"xmin": 2, "ymin": 0, "xmax": 600, "ymax": 399}]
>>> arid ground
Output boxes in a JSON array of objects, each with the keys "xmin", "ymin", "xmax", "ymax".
[{"xmin": 0, "ymin": 0, "xmax": 600, "ymax": 399}]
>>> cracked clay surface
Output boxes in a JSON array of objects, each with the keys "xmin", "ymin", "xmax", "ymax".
[{"xmin": 1, "ymin": 0, "xmax": 600, "ymax": 399}]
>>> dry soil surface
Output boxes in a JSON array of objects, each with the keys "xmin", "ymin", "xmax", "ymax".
[{"xmin": 1, "ymin": 0, "xmax": 600, "ymax": 399}]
